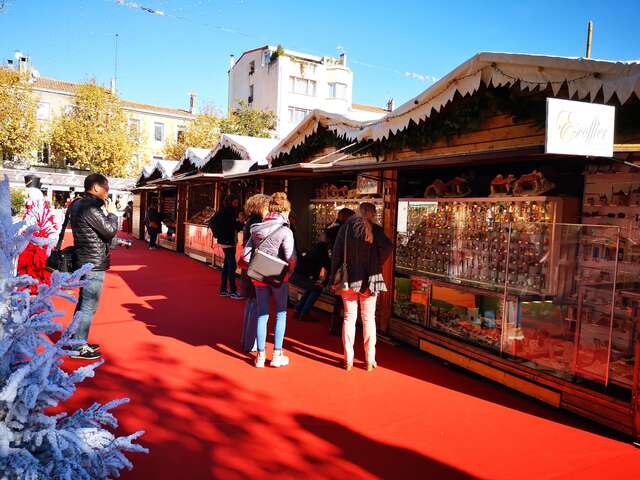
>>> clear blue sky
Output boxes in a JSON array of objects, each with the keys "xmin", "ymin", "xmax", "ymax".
[{"xmin": 1, "ymin": 0, "xmax": 639, "ymax": 113}]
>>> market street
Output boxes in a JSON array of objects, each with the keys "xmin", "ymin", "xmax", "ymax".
[{"xmin": 56, "ymin": 238, "xmax": 640, "ymax": 480}]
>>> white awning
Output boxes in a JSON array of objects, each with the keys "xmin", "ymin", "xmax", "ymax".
[
  {"xmin": 359, "ymin": 52, "xmax": 640, "ymax": 142},
  {"xmin": 172, "ymin": 147, "xmax": 213, "ymax": 173},
  {"xmin": 204, "ymin": 134, "xmax": 279, "ymax": 167},
  {"xmin": 267, "ymin": 52, "xmax": 640, "ymax": 159}
]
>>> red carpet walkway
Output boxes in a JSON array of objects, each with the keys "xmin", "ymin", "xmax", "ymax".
[{"xmin": 56, "ymin": 238, "xmax": 640, "ymax": 479}]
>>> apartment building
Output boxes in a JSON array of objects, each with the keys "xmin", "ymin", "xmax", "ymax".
[
  {"xmin": 228, "ymin": 45, "xmax": 389, "ymax": 138},
  {"xmin": 4, "ymin": 54, "xmax": 196, "ymax": 170},
  {"xmin": 33, "ymin": 77, "xmax": 196, "ymax": 169}
]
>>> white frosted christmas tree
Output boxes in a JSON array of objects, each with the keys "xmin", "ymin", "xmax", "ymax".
[{"xmin": 0, "ymin": 177, "xmax": 147, "ymax": 479}]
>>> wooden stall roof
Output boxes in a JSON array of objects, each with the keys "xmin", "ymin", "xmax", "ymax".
[{"xmin": 266, "ymin": 52, "xmax": 640, "ymax": 161}]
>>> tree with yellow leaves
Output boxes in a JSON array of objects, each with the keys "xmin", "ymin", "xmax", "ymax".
[
  {"xmin": 50, "ymin": 83, "xmax": 136, "ymax": 177},
  {"xmin": 163, "ymin": 101, "xmax": 276, "ymax": 160},
  {"xmin": 163, "ymin": 108, "xmax": 220, "ymax": 160},
  {"xmin": 0, "ymin": 69, "xmax": 39, "ymax": 163}
]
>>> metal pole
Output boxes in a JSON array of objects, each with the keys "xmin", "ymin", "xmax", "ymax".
[
  {"xmin": 114, "ymin": 33, "xmax": 119, "ymax": 93},
  {"xmin": 586, "ymin": 21, "xmax": 593, "ymax": 59}
]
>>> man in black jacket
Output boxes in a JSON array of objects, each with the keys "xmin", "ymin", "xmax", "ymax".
[
  {"xmin": 210, "ymin": 194, "xmax": 243, "ymax": 299},
  {"xmin": 68, "ymin": 173, "xmax": 119, "ymax": 360}
]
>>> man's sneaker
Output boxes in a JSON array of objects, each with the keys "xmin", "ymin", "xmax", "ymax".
[
  {"xmin": 255, "ymin": 352, "xmax": 266, "ymax": 368},
  {"xmin": 270, "ymin": 350, "xmax": 290, "ymax": 368},
  {"xmin": 229, "ymin": 292, "xmax": 243, "ymax": 300},
  {"xmin": 219, "ymin": 291, "xmax": 229, "ymax": 297},
  {"xmin": 88, "ymin": 343, "xmax": 100, "ymax": 352},
  {"xmin": 70, "ymin": 345, "xmax": 101, "ymax": 360}
]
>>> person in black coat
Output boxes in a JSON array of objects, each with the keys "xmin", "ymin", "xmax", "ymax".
[
  {"xmin": 145, "ymin": 207, "xmax": 162, "ymax": 249},
  {"xmin": 210, "ymin": 194, "xmax": 243, "ymax": 298},
  {"xmin": 68, "ymin": 173, "xmax": 119, "ymax": 360},
  {"xmin": 291, "ymin": 230, "xmax": 331, "ymax": 322}
]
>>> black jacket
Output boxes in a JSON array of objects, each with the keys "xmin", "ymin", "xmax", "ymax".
[
  {"xmin": 69, "ymin": 194, "xmax": 118, "ymax": 271},
  {"xmin": 295, "ymin": 242, "xmax": 331, "ymax": 284},
  {"xmin": 331, "ymin": 217, "xmax": 393, "ymax": 294},
  {"xmin": 211, "ymin": 206, "xmax": 242, "ymax": 246}
]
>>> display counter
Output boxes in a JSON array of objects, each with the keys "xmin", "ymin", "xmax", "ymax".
[
  {"xmin": 184, "ymin": 205, "xmax": 216, "ymax": 263},
  {"xmin": 392, "ymin": 188, "xmax": 638, "ymax": 396}
]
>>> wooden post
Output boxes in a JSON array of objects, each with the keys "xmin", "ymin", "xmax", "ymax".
[
  {"xmin": 138, "ymin": 191, "xmax": 147, "ymax": 241},
  {"xmin": 586, "ymin": 21, "xmax": 593, "ymax": 59},
  {"xmin": 176, "ymin": 183, "xmax": 187, "ymax": 253},
  {"xmin": 378, "ymin": 168, "xmax": 398, "ymax": 334},
  {"xmin": 633, "ymin": 313, "xmax": 640, "ymax": 441}
]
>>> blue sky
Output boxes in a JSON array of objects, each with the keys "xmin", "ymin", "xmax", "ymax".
[{"xmin": 1, "ymin": 0, "xmax": 639, "ymax": 113}]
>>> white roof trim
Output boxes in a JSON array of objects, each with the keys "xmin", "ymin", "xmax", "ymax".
[
  {"xmin": 358, "ymin": 52, "xmax": 640, "ymax": 142},
  {"xmin": 267, "ymin": 52, "xmax": 640, "ymax": 159},
  {"xmin": 266, "ymin": 110, "xmax": 371, "ymax": 162},
  {"xmin": 204, "ymin": 134, "xmax": 279, "ymax": 167},
  {"xmin": 172, "ymin": 147, "xmax": 213, "ymax": 173}
]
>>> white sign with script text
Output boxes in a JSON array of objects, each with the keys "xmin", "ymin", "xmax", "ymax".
[{"xmin": 545, "ymin": 98, "xmax": 615, "ymax": 157}]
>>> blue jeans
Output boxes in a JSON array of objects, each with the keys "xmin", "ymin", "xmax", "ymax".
[
  {"xmin": 241, "ymin": 297, "xmax": 258, "ymax": 352},
  {"xmin": 255, "ymin": 282, "xmax": 289, "ymax": 353},
  {"xmin": 73, "ymin": 270, "xmax": 106, "ymax": 342},
  {"xmin": 295, "ymin": 287, "xmax": 322, "ymax": 315},
  {"xmin": 220, "ymin": 247, "xmax": 237, "ymax": 294}
]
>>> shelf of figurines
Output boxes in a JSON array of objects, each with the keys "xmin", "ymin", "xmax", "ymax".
[
  {"xmin": 395, "ymin": 196, "xmax": 572, "ymax": 296},
  {"xmin": 309, "ymin": 198, "xmax": 384, "ymax": 240}
]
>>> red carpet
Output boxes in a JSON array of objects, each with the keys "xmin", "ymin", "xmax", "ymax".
[{"xmin": 54, "ymin": 237, "xmax": 640, "ymax": 479}]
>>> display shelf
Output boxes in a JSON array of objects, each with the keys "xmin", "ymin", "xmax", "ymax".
[
  {"xmin": 395, "ymin": 196, "xmax": 576, "ymax": 297},
  {"xmin": 309, "ymin": 197, "xmax": 383, "ymax": 243}
]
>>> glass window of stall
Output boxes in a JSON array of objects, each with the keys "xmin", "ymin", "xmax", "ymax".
[{"xmin": 391, "ymin": 160, "xmax": 637, "ymax": 399}]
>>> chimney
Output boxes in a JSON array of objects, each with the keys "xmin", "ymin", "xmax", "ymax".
[
  {"xmin": 15, "ymin": 52, "xmax": 31, "ymax": 74},
  {"xmin": 339, "ymin": 52, "xmax": 347, "ymax": 66},
  {"xmin": 386, "ymin": 98, "xmax": 394, "ymax": 112},
  {"xmin": 189, "ymin": 92, "xmax": 197, "ymax": 114},
  {"xmin": 229, "ymin": 54, "xmax": 236, "ymax": 69},
  {"xmin": 110, "ymin": 78, "xmax": 117, "ymax": 94}
]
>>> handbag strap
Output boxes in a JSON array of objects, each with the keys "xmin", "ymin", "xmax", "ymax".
[
  {"xmin": 342, "ymin": 224, "xmax": 348, "ymax": 266},
  {"xmin": 55, "ymin": 204, "xmax": 73, "ymax": 252},
  {"xmin": 252, "ymin": 224, "xmax": 285, "ymax": 254}
]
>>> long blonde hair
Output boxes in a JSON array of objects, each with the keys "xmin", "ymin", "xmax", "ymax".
[{"xmin": 352, "ymin": 202, "xmax": 377, "ymax": 243}]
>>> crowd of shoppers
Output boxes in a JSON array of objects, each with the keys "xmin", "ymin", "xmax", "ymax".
[
  {"xmin": 211, "ymin": 192, "xmax": 391, "ymax": 371},
  {"xmin": 69, "ymin": 177, "xmax": 392, "ymax": 372}
]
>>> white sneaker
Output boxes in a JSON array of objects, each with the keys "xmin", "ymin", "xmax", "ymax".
[
  {"xmin": 254, "ymin": 352, "xmax": 266, "ymax": 368},
  {"xmin": 270, "ymin": 351, "xmax": 290, "ymax": 368}
]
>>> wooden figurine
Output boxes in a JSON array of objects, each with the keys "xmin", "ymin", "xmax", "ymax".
[
  {"xmin": 424, "ymin": 179, "xmax": 446, "ymax": 197},
  {"xmin": 513, "ymin": 171, "xmax": 555, "ymax": 196},
  {"xmin": 443, "ymin": 177, "xmax": 471, "ymax": 197},
  {"xmin": 489, "ymin": 174, "xmax": 516, "ymax": 197}
]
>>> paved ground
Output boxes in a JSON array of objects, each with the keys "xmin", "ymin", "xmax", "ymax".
[{"xmin": 57, "ymin": 237, "xmax": 640, "ymax": 479}]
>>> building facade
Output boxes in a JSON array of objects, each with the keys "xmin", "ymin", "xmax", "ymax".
[
  {"xmin": 228, "ymin": 45, "xmax": 388, "ymax": 138},
  {"xmin": 32, "ymin": 77, "xmax": 196, "ymax": 171},
  {"xmin": 3, "ymin": 54, "xmax": 196, "ymax": 172}
]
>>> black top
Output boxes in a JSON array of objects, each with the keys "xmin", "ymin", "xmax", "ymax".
[
  {"xmin": 210, "ymin": 206, "xmax": 242, "ymax": 246},
  {"xmin": 331, "ymin": 217, "xmax": 393, "ymax": 294},
  {"xmin": 69, "ymin": 194, "xmax": 118, "ymax": 271},
  {"xmin": 295, "ymin": 242, "xmax": 331, "ymax": 284}
]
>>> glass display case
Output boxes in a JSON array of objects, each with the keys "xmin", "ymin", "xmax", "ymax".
[
  {"xmin": 429, "ymin": 281, "xmax": 510, "ymax": 352},
  {"xmin": 575, "ymin": 170, "xmax": 640, "ymax": 389},
  {"xmin": 396, "ymin": 197, "xmax": 568, "ymax": 295},
  {"xmin": 309, "ymin": 198, "xmax": 383, "ymax": 242},
  {"xmin": 393, "ymin": 193, "xmax": 638, "ymax": 394}
]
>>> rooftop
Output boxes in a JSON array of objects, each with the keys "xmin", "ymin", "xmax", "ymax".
[{"xmin": 33, "ymin": 77, "xmax": 195, "ymax": 118}]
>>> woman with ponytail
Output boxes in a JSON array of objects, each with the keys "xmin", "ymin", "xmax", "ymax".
[{"xmin": 331, "ymin": 202, "xmax": 393, "ymax": 371}]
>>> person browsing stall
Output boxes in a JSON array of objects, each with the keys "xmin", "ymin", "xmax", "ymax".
[{"xmin": 243, "ymin": 192, "xmax": 297, "ymax": 368}]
